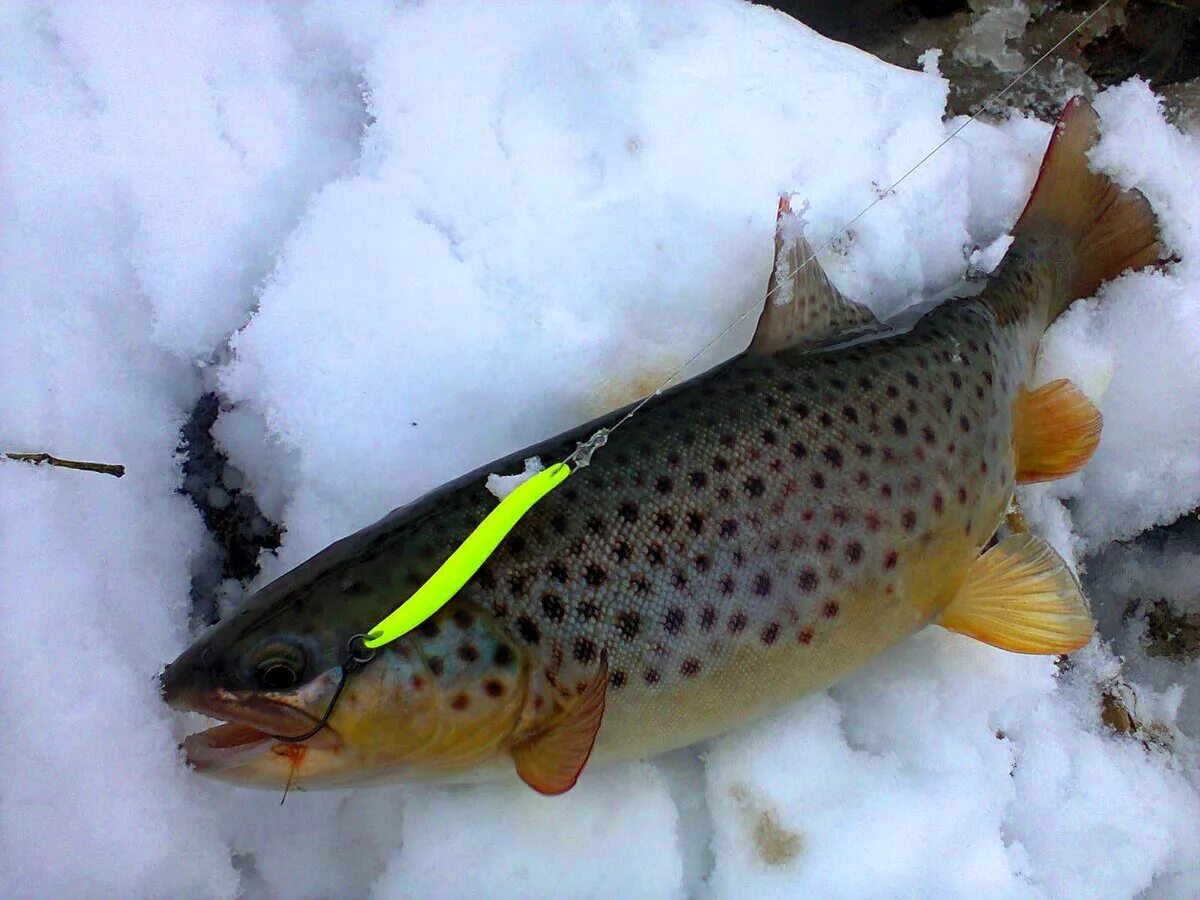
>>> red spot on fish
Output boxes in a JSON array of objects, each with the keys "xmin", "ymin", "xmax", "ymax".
[
  {"xmin": 798, "ymin": 628, "xmax": 814, "ymax": 645},
  {"xmin": 681, "ymin": 658, "xmax": 702, "ymax": 677},
  {"xmin": 885, "ymin": 550, "xmax": 898, "ymax": 569},
  {"xmin": 451, "ymin": 693, "xmax": 470, "ymax": 711},
  {"xmin": 823, "ymin": 601, "xmax": 840, "ymax": 618},
  {"xmin": 901, "ymin": 510, "xmax": 917, "ymax": 530},
  {"xmin": 865, "ymin": 512, "xmax": 881, "ymax": 531}
]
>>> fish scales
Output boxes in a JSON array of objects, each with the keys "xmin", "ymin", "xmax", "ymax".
[{"xmin": 161, "ymin": 99, "xmax": 1163, "ymax": 791}]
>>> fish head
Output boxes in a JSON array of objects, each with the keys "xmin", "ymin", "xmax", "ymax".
[{"xmin": 161, "ymin": 588, "xmax": 530, "ymax": 789}]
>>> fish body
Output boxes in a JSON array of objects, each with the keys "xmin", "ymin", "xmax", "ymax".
[{"xmin": 162, "ymin": 100, "xmax": 1162, "ymax": 792}]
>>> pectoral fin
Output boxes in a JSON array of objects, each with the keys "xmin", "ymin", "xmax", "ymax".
[
  {"xmin": 939, "ymin": 533, "xmax": 1094, "ymax": 654},
  {"xmin": 512, "ymin": 653, "xmax": 608, "ymax": 795},
  {"xmin": 1014, "ymin": 379, "xmax": 1102, "ymax": 484},
  {"xmin": 749, "ymin": 197, "xmax": 880, "ymax": 355}
]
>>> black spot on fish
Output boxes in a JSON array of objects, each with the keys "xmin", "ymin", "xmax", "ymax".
[
  {"xmin": 713, "ymin": 456, "xmax": 729, "ymax": 473},
  {"xmin": 573, "ymin": 637, "xmax": 597, "ymax": 664},
  {"xmin": 744, "ymin": 476, "xmax": 765, "ymax": 498},
  {"xmin": 484, "ymin": 679, "xmax": 505, "ymax": 698},
  {"xmin": 614, "ymin": 541, "xmax": 632, "ymax": 562},
  {"xmin": 810, "ymin": 471, "xmax": 825, "ymax": 490},
  {"xmin": 891, "ymin": 416, "xmax": 908, "ymax": 436},
  {"xmin": 959, "ymin": 415, "xmax": 971, "ymax": 433},
  {"xmin": 885, "ymin": 550, "xmax": 898, "ymax": 569},
  {"xmin": 655, "ymin": 476, "xmax": 673, "ymax": 494},
  {"xmin": 700, "ymin": 605, "xmax": 716, "ymax": 630},
  {"xmin": 845, "ymin": 541, "xmax": 863, "ymax": 564},
  {"xmin": 842, "ymin": 405, "xmax": 859, "ymax": 424},
  {"xmin": 508, "ymin": 535, "xmax": 526, "ymax": 554},
  {"xmin": 610, "ymin": 670, "xmax": 627, "ymax": 688},
  {"xmin": 584, "ymin": 564, "xmax": 607, "ymax": 587},
  {"xmin": 905, "ymin": 372, "xmax": 919, "ymax": 387},
  {"xmin": 617, "ymin": 610, "xmax": 641, "ymax": 639},
  {"xmin": 689, "ymin": 471, "xmax": 708, "ymax": 489},
  {"xmin": 618, "ymin": 501, "xmax": 639, "ymax": 523},
  {"xmin": 452, "ymin": 609, "xmax": 474, "ymax": 629},
  {"xmin": 548, "ymin": 561, "xmax": 568, "ymax": 583},
  {"xmin": 761, "ymin": 429, "xmax": 778, "ymax": 446},
  {"xmin": 417, "ymin": 620, "xmax": 440, "ymax": 639},
  {"xmin": 901, "ymin": 510, "xmax": 917, "ymax": 530},
  {"xmin": 494, "ymin": 645, "xmax": 515, "ymax": 667},
  {"xmin": 427, "ymin": 656, "xmax": 445, "ymax": 677},
  {"xmin": 728, "ymin": 611, "xmax": 748, "ymax": 633},
  {"xmin": 685, "ymin": 511, "xmax": 706, "ymax": 535},
  {"xmin": 824, "ymin": 601, "xmax": 840, "ymax": 618},
  {"xmin": 647, "ymin": 543, "xmax": 665, "ymax": 565},
  {"xmin": 719, "ymin": 519, "xmax": 739, "ymax": 539},
  {"xmin": 541, "ymin": 594, "xmax": 566, "ymax": 622},
  {"xmin": 681, "ymin": 658, "xmax": 702, "ymax": 677},
  {"xmin": 856, "ymin": 442, "xmax": 873, "ymax": 458},
  {"xmin": 644, "ymin": 669, "xmax": 661, "ymax": 685},
  {"xmin": 630, "ymin": 574, "xmax": 649, "ymax": 594},
  {"xmin": 790, "ymin": 441, "xmax": 807, "ymax": 460},
  {"xmin": 516, "ymin": 616, "xmax": 540, "ymax": 645},
  {"xmin": 823, "ymin": 447, "xmax": 843, "ymax": 468},
  {"xmin": 654, "ymin": 511, "xmax": 675, "ymax": 533},
  {"xmin": 798, "ymin": 567, "xmax": 819, "ymax": 593},
  {"xmin": 664, "ymin": 607, "xmax": 686, "ymax": 634},
  {"xmin": 586, "ymin": 515, "xmax": 604, "ymax": 534},
  {"xmin": 577, "ymin": 599, "xmax": 600, "ymax": 620},
  {"xmin": 760, "ymin": 622, "xmax": 780, "ymax": 645},
  {"xmin": 753, "ymin": 573, "xmax": 771, "ymax": 596},
  {"xmin": 720, "ymin": 575, "xmax": 736, "ymax": 595},
  {"xmin": 458, "ymin": 643, "xmax": 479, "ymax": 663}
]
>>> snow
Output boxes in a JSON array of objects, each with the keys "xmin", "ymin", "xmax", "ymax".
[{"xmin": 2, "ymin": 1, "xmax": 1198, "ymax": 898}]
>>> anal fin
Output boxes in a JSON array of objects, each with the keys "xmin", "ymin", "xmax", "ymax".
[
  {"xmin": 939, "ymin": 533, "xmax": 1094, "ymax": 654},
  {"xmin": 1015, "ymin": 379, "xmax": 1102, "ymax": 484},
  {"xmin": 749, "ymin": 197, "xmax": 880, "ymax": 355},
  {"xmin": 512, "ymin": 652, "xmax": 608, "ymax": 795}
]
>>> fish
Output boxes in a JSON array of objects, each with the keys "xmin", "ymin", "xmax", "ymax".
[{"xmin": 161, "ymin": 99, "xmax": 1163, "ymax": 795}]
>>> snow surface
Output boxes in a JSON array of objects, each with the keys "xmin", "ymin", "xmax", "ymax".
[{"xmin": 2, "ymin": 2, "xmax": 1198, "ymax": 897}]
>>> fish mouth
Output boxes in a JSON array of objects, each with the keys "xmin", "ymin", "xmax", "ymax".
[{"xmin": 169, "ymin": 688, "xmax": 343, "ymax": 773}]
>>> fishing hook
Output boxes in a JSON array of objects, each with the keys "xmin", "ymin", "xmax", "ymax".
[{"xmin": 270, "ymin": 634, "xmax": 376, "ymax": 744}]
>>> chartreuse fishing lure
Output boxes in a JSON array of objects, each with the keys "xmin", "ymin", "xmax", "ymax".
[{"xmin": 362, "ymin": 461, "xmax": 574, "ymax": 649}]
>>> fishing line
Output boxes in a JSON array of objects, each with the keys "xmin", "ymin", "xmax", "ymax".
[{"xmin": 564, "ymin": 0, "xmax": 1113, "ymax": 472}]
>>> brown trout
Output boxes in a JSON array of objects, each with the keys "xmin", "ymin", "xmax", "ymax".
[{"xmin": 162, "ymin": 100, "xmax": 1163, "ymax": 794}]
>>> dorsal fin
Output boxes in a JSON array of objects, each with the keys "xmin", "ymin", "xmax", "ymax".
[
  {"xmin": 748, "ymin": 197, "xmax": 880, "ymax": 355},
  {"xmin": 939, "ymin": 533, "xmax": 1094, "ymax": 654},
  {"xmin": 511, "ymin": 652, "xmax": 608, "ymax": 795},
  {"xmin": 1014, "ymin": 379, "xmax": 1102, "ymax": 484}
]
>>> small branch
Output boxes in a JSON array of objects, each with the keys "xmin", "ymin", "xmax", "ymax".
[{"xmin": 3, "ymin": 452, "xmax": 125, "ymax": 478}]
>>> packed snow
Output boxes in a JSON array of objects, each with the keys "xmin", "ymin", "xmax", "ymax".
[{"xmin": 2, "ymin": 1, "xmax": 1198, "ymax": 898}]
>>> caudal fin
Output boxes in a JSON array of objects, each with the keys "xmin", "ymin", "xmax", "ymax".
[{"xmin": 1013, "ymin": 97, "xmax": 1163, "ymax": 322}]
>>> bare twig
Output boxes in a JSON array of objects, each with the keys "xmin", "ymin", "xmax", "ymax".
[{"xmin": 3, "ymin": 452, "xmax": 125, "ymax": 478}]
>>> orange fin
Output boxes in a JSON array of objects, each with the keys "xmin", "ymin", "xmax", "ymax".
[
  {"xmin": 1013, "ymin": 97, "xmax": 1163, "ymax": 320},
  {"xmin": 1014, "ymin": 379, "xmax": 1102, "ymax": 484},
  {"xmin": 749, "ymin": 197, "xmax": 880, "ymax": 355},
  {"xmin": 512, "ymin": 653, "xmax": 608, "ymax": 795},
  {"xmin": 939, "ymin": 533, "xmax": 1094, "ymax": 654}
]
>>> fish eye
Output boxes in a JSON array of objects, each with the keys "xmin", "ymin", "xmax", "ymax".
[{"xmin": 250, "ymin": 638, "xmax": 308, "ymax": 691}]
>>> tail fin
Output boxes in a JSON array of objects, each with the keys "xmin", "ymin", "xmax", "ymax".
[{"xmin": 1013, "ymin": 97, "xmax": 1163, "ymax": 323}]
